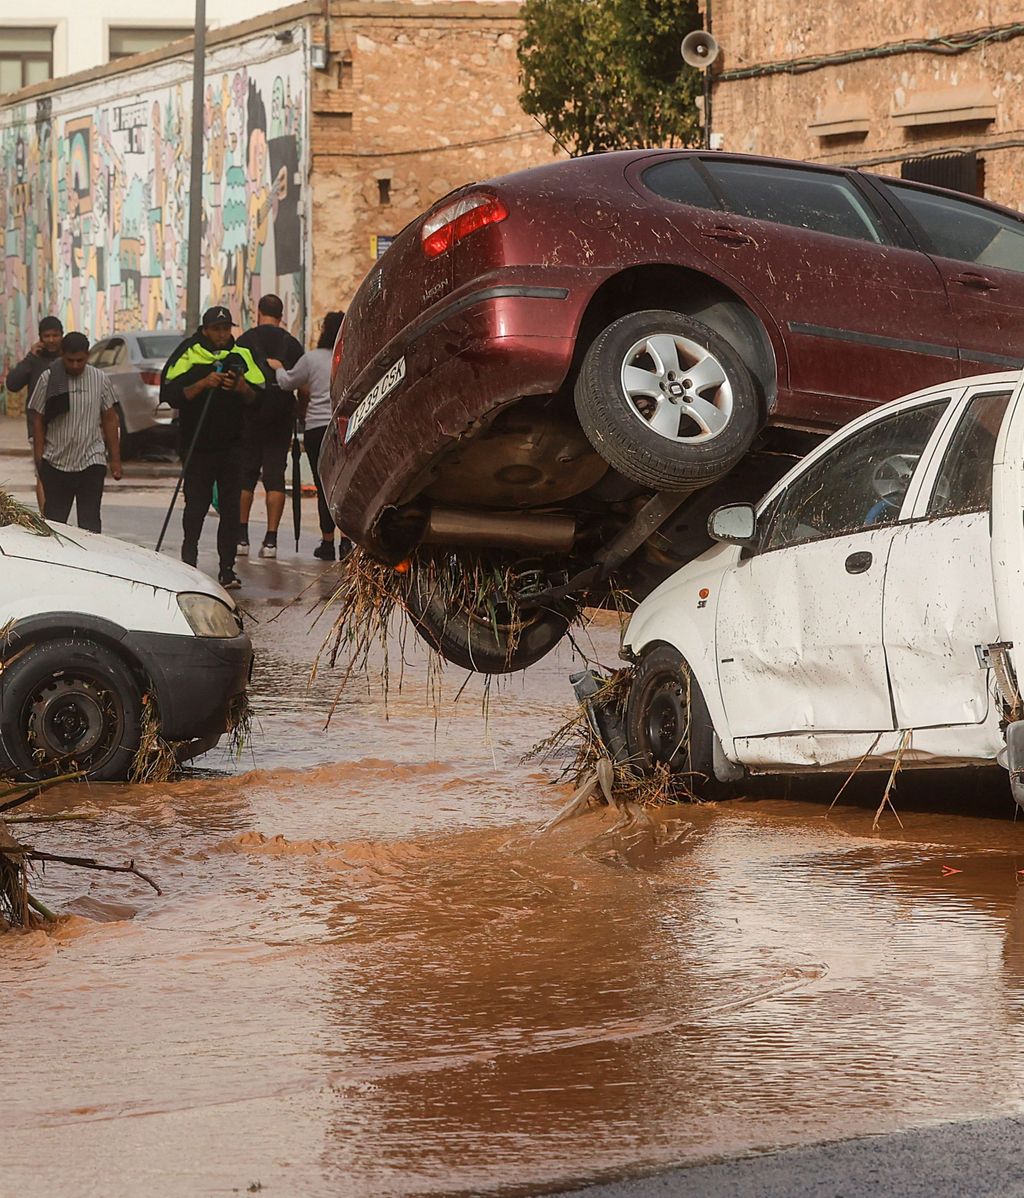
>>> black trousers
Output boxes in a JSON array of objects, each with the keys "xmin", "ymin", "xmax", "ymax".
[
  {"xmin": 182, "ymin": 446, "xmax": 242, "ymax": 573},
  {"xmin": 303, "ymin": 424, "xmax": 337, "ymax": 539},
  {"xmin": 39, "ymin": 460, "xmax": 105, "ymax": 532}
]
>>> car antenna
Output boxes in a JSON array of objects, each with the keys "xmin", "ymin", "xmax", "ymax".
[{"xmin": 531, "ymin": 114, "xmax": 575, "ymax": 158}]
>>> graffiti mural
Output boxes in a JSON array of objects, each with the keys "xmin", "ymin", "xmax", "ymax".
[{"xmin": 0, "ymin": 34, "xmax": 307, "ymax": 382}]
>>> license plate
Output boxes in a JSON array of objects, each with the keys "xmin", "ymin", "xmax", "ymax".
[{"xmin": 346, "ymin": 356, "xmax": 406, "ymax": 442}]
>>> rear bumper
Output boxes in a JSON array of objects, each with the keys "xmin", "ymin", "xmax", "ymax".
[
  {"xmin": 320, "ymin": 284, "xmax": 580, "ymax": 558},
  {"xmin": 124, "ymin": 630, "xmax": 253, "ymax": 742}
]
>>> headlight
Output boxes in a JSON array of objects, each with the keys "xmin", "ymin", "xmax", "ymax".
[{"xmin": 177, "ymin": 592, "xmax": 242, "ymax": 638}]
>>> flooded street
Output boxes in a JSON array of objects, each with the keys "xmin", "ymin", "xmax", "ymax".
[{"xmin": 7, "ymin": 564, "xmax": 1024, "ymax": 1196}]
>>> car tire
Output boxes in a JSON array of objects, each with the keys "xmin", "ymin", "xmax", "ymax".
[
  {"xmin": 403, "ymin": 568, "xmax": 574, "ymax": 674},
  {"xmin": 625, "ymin": 642, "xmax": 725, "ymax": 796},
  {"xmin": 117, "ymin": 408, "xmax": 138, "ymax": 461},
  {"xmin": 0, "ymin": 638, "xmax": 143, "ymax": 782},
  {"xmin": 574, "ymin": 310, "xmax": 761, "ymax": 492}
]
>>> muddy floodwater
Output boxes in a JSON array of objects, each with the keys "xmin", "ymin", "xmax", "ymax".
[{"xmin": 7, "ymin": 585, "xmax": 1024, "ymax": 1196}]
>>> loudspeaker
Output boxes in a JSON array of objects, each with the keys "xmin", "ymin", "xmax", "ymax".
[{"xmin": 681, "ymin": 30, "xmax": 720, "ymax": 68}]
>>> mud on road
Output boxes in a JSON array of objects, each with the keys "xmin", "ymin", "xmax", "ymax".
[{"xmin": 6, "ymin": 578, "xmax": 1024, "ymax": 1196}]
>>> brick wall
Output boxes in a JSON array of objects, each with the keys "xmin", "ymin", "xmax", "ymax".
[
  {"xmin": 308, "ymin": 1, "xmax": 559, "ymax": 323},
  {"xmin": 708, "ymin": 0, "xmax": 1024, "ymax": 208}
]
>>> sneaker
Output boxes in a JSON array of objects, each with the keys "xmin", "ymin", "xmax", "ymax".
[
  {"xmin": 259, "ymin": 539, "xmax": 277, "ymax": 559},
  {"xmin": 218, "ymin": 569, "xmax": 242, "ymax": 590},
  {"xmin": 237, "ymin": 540, "xmax": 250, "ymax": 557},
  {"xmin": 313, "ymin": 540, "xmax": 336, "ymax": 561},
  {"xmin": 181, "ymin": 544, "xmax": 198, "ymax": 568}
]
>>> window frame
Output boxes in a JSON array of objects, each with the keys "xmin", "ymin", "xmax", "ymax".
[
  {"xmin": 0, "ymin": 27, "xmax": 53, "ymax": 91},
  {"xmin": 107, "ymin": 25, "xmax": 191, "ymax": 61},
  {"xmin": 751, "ymin": 392, "xmax": 963, "ymax": 556}
]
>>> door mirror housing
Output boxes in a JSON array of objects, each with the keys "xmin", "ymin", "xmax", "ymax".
[{"xmin": 708, "ymin": 502, "xmax": 758, "ymax": 547}]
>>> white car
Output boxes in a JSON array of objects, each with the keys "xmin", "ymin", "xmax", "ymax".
[
  {"xmin": 0, "ymin": 522, "xmax": 252, "ymax": 781},
  {"xmin": 622, "ymin": 370, "xmax": 1024, "ymax": 803}
]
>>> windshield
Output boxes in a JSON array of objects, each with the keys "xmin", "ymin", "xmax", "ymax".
[{"xmin": 137, "ymin": 334, "xmax": 183, "ymax": 361}]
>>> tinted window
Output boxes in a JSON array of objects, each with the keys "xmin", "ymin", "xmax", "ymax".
[
  {"xmin": 928, "ymin": 390, "xmax": 1010, "ymax": 517},
  {"xmin": 641, "ymin": 159, "xmax": 719, "ymax": 210},
  {"xmin": 137, "ymin": 334, "xmax": 184, "ymax": 361},
  {"xmin": 763, "ymin": 401, "xmax": 947, "ymax": 551},
  {"xmin": 884, "ymin": 182, "xmax": 1024, "ymax": 273},
  {"xmin": 706, "ymin": 161, "xmax": 890, "ymax": 244}
]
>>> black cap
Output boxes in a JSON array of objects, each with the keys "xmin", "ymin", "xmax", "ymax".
[
  {"xmin": 38, "ymin": 315, "xmax": 63, "ymax": 335},
  {"xmin": 201, "ymin": 305, "xmax": 237, "ymax": 327}
]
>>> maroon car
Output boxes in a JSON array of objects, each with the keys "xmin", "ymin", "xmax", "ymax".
[{"xmin": 321, "ymin": 149, "xmax": 1024, "ymax": 671}]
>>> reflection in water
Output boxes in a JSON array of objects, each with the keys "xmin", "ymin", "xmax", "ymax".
[{"xmin": 5, "ymin": 603, "xmax": 1024, "ymax": 1195}]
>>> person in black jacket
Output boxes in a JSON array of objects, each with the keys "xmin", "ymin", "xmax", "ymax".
[
  {"xmin": 6, "ymin": 315, "xmax": 64, "ymax": 511},
  {"xmin": 160, "ymin": 306, "xmax": 266, "ymax": 589},
  {"xmin": 235, "ymin": 294, "xmax": 304, "ymax": 559}
]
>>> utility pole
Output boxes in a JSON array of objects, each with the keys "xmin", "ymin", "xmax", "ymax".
[{"xmin": 185, "ymin": 0, "xmax": 206, "ymax": 331}]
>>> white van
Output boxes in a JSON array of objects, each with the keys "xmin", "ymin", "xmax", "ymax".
[
  {"xmin": 622, "ymin": 371, "xmax": 1024, "ymax": 803},
  {"xmin": 0, "ymin": 522, "xmax": 252, "ymax": 781}
]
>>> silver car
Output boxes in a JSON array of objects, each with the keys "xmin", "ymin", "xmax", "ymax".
[{"xmin": 88, "ymin": 330, "xmax": 184, "ymax": 457}]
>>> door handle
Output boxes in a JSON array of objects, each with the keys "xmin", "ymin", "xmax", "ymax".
[
  {"xmin": 845, "ymin": 551, "xmax": 873, "ymax": 574},
  {"xmin": 955, "ymin": 271, "xmax": 999, "ymax": 291},
  {"xmin": 701, "ymin": 225, "xmax": 755, "ymax": 247}
]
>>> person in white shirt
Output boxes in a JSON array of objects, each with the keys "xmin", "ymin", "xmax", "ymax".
[
  {"xmin": 29, "ymin": 331, "xmax": 122, "ymax": 532},
  {"xmin": 268, "ymin": 310, "xmax": 347, "ymax": 561}
]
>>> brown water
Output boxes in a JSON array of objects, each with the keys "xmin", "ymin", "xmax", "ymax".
[{"xmin": 7, "ymin": 594, "xmax": 1024, "ymax": 1196}]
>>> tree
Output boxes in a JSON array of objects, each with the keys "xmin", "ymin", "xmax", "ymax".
[{"xmin": 518, "ymin": 0, "xmax": 703, "ymax": 157}]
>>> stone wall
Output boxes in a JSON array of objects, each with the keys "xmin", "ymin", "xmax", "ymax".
[
  {"xmin": 307, "ymin": 1, "xmax": 557, "ymax": 326},
  {"xmin": 708, "ymin": 0, "xmax": 1024, "ymax": 208}
]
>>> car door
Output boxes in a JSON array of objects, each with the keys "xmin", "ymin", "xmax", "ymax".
[
  {"xmin": 643, "ymin": 157, "xmax": 957, "ymax": 423},
  {"xmin": 988, "ymin": 372, "xmax": 1024, "ymax": 688},
  {"xmin": 715, "ymin": 396, "xmax": 951, "ymax": 738},
  {"xmin": 883, "ymin": 385, "xmax": 1013, "ymax": 729},
  {"xmin": 874, "ymin": 180, "xmax": 1024, "ymax": 374}
]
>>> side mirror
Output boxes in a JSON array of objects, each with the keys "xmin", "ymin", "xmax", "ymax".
[{"xmin": 708, "ymin": 502, "xmax": 757, "ymax": 547}]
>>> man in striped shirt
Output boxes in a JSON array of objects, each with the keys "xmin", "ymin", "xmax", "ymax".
[{"xmin": 29, "ymin": 331, "xmax": 122, "ymax": 533}]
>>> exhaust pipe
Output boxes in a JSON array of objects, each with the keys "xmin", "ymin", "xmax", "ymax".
[{"xmin": 423, "ymin": 506, "xmax": 575, "ymax": 554}]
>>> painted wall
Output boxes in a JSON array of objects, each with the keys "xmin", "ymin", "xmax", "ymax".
[{"xmin": 0, "ymin": 30, "xmax": 308, "ymax": 386}]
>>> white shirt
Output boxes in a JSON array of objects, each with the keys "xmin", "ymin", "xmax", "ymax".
[
  {"xmin": 29, "ymin": 364, "xmax": 117, "ymax": 472},
  {"xmin": 276, "ymin": 348, "xmax": 334, "ymax": 430}
]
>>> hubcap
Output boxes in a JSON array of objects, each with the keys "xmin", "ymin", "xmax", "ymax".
[
  {"xmin": 27, "ymin": 675, "xmax": 119, "ymax": 766},
  {"xmin": 644, "ymin": 677, "xmax": 688, "ymax": 764},
  {"xmin": 620, "ymin": 333, "xmax": 734, "ymax": 444}
]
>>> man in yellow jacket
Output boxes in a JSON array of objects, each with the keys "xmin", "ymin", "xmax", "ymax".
[{"xmin": 160, "ymin": 306, "xmax": 266, "ymax": 589}]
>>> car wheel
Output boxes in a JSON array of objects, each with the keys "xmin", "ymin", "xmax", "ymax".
[
  {"xmin": 118, "ymin": 408, "xmax": 138, "ymax": 461},
  {"xmin": 0, "ymin": 638, "xmax": 143, "ymax": 782},
  {"xmin": 574, "ymin": 310, "xmax": 761, "ymax": 492},
  {"xmin": 403, "ymin": 564, "xmax": 574, "ymax": 674},
  {"xmin": 624, "ymin": 643, "xmax": 722, "ymax": 795}
]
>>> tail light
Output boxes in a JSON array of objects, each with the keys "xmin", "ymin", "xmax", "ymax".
[
  {"xmin": 420, "ymin": 193, "xmax": 508, "ymax": 259},
  {"xmin": 331, "ymin": 322, "xmax": 345, "ymax": 385},
  {"xmin": 140, "ymin": 370, "xmax": 161, "ymax": 386}
]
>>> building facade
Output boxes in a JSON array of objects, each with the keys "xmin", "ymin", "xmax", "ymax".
[
  {"xmin": 0, "ymin": 0, "xmax": 555, "ymax": 405},
  {"xmin": 707, "ymin": 0, "xmax": 1024, "ymax": 209}
]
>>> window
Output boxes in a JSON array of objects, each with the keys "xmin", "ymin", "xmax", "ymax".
[
  {"xmin": 0, "ymin": 28, "xmax": 52, "ymax": 92},
  {"xmin": 927, "ymin": 390, "xmax": 1011, "ymax": 518},
  {"xmin": 378, "ymin": 178, "xmax": 391, "ymax": 206},
  {"xmin": 883, "ymin": 181, "xmax": 1024, "ymax": 274},
  {"xmin": 108, "ymin": 27, "xmax": 190, "ymax": 60},
  {"xmin": 641, "ymin": 159, "xmax": 719, "ymax": 210},
  {"xmin": 93, "ymin": 339, "xmax": 126, "ymax": 368},
  {"xmin": 87, "ymin": 340, "xmax": 109, "ymax": 367},
  {"xmin": 136, "ymin": 334, "xmax": 183, "ymax": 361},
  {"xmin": 762, "ymin": 401, "xmax": 947, "ymax": 551},
  {"xmin": 901, "ymin": 151, "xmax": 981, "ymax": 198},
  {"xmin": 704, "ymin": 161, "xmax": 890, "ymax": 245}
]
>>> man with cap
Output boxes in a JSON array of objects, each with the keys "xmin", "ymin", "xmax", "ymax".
[
  {"xmin": 160, "ymin": 305, "xmax": 266, "ymax": 590},
  {"xmin": 6, "ymin": 315, "xmax": 64, "ymax": 510}
]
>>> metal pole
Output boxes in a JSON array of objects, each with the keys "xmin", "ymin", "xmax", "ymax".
[
  {"xmin": 703, "ymin": 0, "xmax": 713, "ymax": 150},
  {"xmin": 185, "ymin": 0, "xmax": 206, "ymax": 332}
]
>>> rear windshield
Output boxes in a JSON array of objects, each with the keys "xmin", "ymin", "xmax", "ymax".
[{"xmin": 137, "ymin": 335, "xmax": 183, "ymax": 360}]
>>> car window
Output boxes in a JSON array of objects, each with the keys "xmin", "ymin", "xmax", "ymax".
[
  {"xmin": 640, "ymin": 159, "xmax": 720, "ymax": 211},
  {"xmin": 704, "ymin": 161, "xmax": 890, "ymax": 245},
  {"xmin": 762, "ymin": 400, "xmax": 948, "ymax": 551},
  {"xmin": 883, "ymin": 182, "xmax": 1024, "ymax": 273},
  {"xmin": 88, "ymin": 340, "xmax": 108, "ymax": 366},
  {"xmin": 137, "ymin": 334, "xmax": 184, "ymax": 361},
  {"xmin": 927, "ymin": 390, "xmax": 1011, "ymax": 518},
  {"xmin": 108, "ymin": 339, "xmax": 127, "ymax": 367}
]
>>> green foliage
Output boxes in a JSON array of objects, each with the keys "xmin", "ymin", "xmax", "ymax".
[{"xmin": 519, "ymin": 0, "xmax": 703, "ymax": 156}]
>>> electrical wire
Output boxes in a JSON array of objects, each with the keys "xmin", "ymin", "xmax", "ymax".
[{"xmin": 718, "ymin": 22, "xmax": 1024, "ymax": 82}]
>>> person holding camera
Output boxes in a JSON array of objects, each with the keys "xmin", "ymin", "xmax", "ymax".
[{"xmin": 160, "ymin": 306, "xmax": 266, "ymax": 589}]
